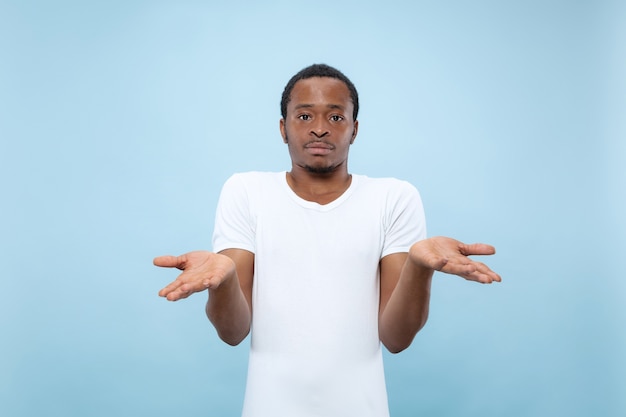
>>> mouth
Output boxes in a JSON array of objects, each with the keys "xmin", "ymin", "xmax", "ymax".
[{"xmin": 304, "ymin": 141, "xmax": 334, "ymax": 155}]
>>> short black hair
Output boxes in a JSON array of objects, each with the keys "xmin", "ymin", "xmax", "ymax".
[{"xmin": 280, "ymin": 64, "xmax": 359, "ymax": 121}]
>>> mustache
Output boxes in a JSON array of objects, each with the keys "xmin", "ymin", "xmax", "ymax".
[{"xmin": 304, "ymin": 140, "xmax": 335, "ymax": 149}]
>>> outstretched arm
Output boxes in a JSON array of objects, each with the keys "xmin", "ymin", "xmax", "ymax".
[
  {"xmin": 379, "ymin": 236, "xmax": 500, "ymax": 353},
  {"xmin": 154, "ymin": 249, "xmax": 253, "ymax": 345}
]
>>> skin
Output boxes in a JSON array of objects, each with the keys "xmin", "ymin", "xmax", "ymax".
[
  {"xmin": 280, "ymin": 77, "xmax": 358, "ymax": 204},
  {"xmin": 155, "ymin": 76, "xmax": 501, "ymax": 350}
]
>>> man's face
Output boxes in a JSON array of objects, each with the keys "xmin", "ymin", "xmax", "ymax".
[{"xmin": 280, "ymin": 77, "xmax": 358, "ymax": 174}]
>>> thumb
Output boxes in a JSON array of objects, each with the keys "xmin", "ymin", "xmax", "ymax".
[
  {"xmin": 460, "ymin": 243, "xmax": 496, "ymax": 256},
  {"xmin": 153, "ymin": 255, "xmax": 182, "ymax": 268}
]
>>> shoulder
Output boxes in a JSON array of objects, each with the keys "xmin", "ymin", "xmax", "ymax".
[
  {"xmin": 353, "ymin": 174, "xmax": 420, "ymax": 198},
  {"xmin": 219, "ymin": 172, "xmax": 287, "ymax": 208},
  {"xmin": 226, "ymin": 171, "xmax": 284, "ymax": 183},
  {"xmin": 223, "ymin": 171, "xmax": 285, "ymax": 190},
  {"xmin": 352, "ymin": 175, "xmax": 424, "ymax": 221}
]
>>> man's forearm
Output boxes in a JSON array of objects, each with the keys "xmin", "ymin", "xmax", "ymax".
[
  {"xmin": 379, "ymin": 259, "xmax": 433, "ymax": 353},
  {"xmin": 205, "ymin": 274, "xmax": 251, "ymax": 346}
]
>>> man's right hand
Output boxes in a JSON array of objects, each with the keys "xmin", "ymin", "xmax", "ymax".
[{"xmin": 154, "ymin": 251, "xmax": 236, "ymax": 301}]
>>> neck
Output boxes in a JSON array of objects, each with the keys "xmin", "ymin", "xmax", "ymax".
[{"xmin": 286, "ymin": 166, "xmax": 352, "ymax": 205}]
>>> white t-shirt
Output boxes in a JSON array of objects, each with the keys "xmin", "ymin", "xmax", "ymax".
[{"xmin": 213, "ymin": 172, "xmax": 427, "ymax": 417}]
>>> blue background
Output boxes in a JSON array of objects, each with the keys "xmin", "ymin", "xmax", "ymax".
[{"xmin": 1, "ymin": 1, "xmax": 624, "ymax": 416}]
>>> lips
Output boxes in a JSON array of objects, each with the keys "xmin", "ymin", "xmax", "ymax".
[
  {"xmin": 304, "ymin": 142, "xmax": 334, "ymax": 155},
  {"xmin": 305, "ymin": 141, "xmax": 334, "ymax": 150}
]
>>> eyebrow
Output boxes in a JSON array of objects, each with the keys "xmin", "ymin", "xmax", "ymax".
[{"xmin": 294, "ymin": 103, "xmax": 346, "ymax": 111}]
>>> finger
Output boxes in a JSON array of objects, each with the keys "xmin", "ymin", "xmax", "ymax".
[
  {"xmin": 459, "ymin": 243, "xmax": 496, "ymax": 256},
  {"xmin": 157, "ymin": 268, "xmax": 191, "ymax": 297},
  {"xmin": 466, "ymin": 265, "xmax": 502, "ymax": 284},
  {"xmin": 472, "ymin": 261, "xmax": 502, "ymax": 283},
  {"xmin": 158, "ymin": 277, "xmax": 183, "ymax": 298},
  {"xmin": 159, "ymin": 280, "xmax": 190, "ymax": 300},
  {"xmin": 165, "ymin": 279, "xmax": 211, "ymax": 301},
  {"xmin": 165, "ymin": 288, "xmax": 191, "ymax": 301},
  {"xmin": 153, "ymin": 255, "xmax": 182, "ymax": 268},
  {"xmin": 440, "ymin": 258, "xmax": 501, "ymax": 284},
  {"xmin": 439, "ymin": 259, "xmax": 477, "ymax": 276},
  {"xmin": 160, "ymin": 268, "xmax": 213, "ymax": 298},
  {"xmin": 488, "ymin": 270, "xmax": 502, "ymax": 282}
]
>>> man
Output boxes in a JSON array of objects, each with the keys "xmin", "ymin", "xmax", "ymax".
[{"xmin": 155, "ymin": 64, "xmax": 501, "ymax": 417}]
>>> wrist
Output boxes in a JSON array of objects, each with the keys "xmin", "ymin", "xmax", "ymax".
[{"xmin": 408, "ymin": 241, "xmax": 430, "ymax": 269}]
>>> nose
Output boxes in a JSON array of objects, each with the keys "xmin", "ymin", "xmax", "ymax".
[{"xmin": 310, "ymin": 119, "xmax": 329, "ymax": 138}]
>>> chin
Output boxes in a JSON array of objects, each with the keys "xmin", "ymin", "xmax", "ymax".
[{"xmin": 304, "ymin": 165, "xmax": 335, "ymax": 174}]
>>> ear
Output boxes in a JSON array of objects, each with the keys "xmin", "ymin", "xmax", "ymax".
[
  {"xmin": 350, "ymin": 120, "xmax": 359, "ymax": 144},
  {"xmin": 280, "ymin": 118, "xmax": 288, "ymax": 143}
]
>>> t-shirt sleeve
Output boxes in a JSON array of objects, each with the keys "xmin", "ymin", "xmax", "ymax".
[
  {"xmin": 212, "ymin": 174, "xmax": 256, "ymax": 254},
  {"xmin": 381, "ymin": 181, "xmax": 427, "ymax": 258}
]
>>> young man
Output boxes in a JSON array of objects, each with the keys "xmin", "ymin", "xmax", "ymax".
[{"xmin": 155, "ymin": 64, "xmax": 501, "ymax": 417}]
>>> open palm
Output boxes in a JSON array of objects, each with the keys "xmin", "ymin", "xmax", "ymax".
[
  {"xmin": 154, "ymin": 251, "xmax": 236, "ymax": 301},
  {"xmin": 409, "ymin": 236, "xmax": 501, "ymax": 284}
]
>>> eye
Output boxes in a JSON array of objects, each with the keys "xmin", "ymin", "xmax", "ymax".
[
  {"xmin": 330, "ymin": 115, "xmax": 344, "ymax": 122},
  {"xmin": 298, "ymin": 114, "xmax": 311, "ymax": 121}
]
